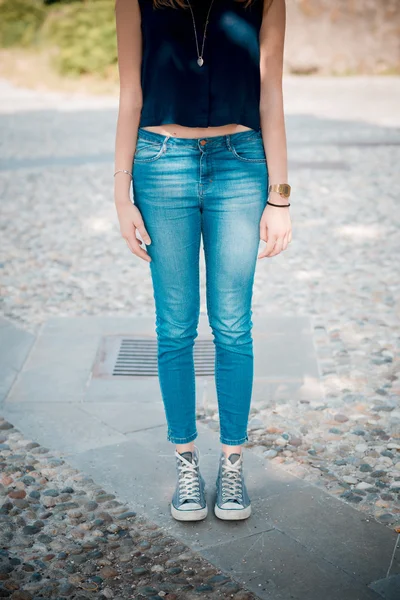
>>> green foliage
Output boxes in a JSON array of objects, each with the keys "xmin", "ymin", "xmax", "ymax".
[
  {"xmin": 0, "ymin": 0, "xmax": 116, "ymax": 77},
  {"xmin": 0, "ymin": 0, "xmax": 46, "ymax": 48},
  {"xmin": 43, "ymin": 1, "xmax": 117, "ymax": 77}
]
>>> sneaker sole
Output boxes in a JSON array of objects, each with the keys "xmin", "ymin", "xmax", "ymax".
[
  {"xmin": 214, "ymin": 503, "xmax": 252, "ymax": 520},
  {"xmin": 171, "ymin": 504, "xmax": 208, "ymax": 521}
]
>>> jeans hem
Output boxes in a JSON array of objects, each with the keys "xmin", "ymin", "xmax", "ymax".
[
  {"xmin": 167, "ymin": 431, "xmax": 198, "ymax": 444},
  {"xmin": 220, "ymin": 435, "xmax": 249, "ymax": 445}
]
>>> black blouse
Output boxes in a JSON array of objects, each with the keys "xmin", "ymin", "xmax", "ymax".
[{"xmin": 137, "ymin": 0, "xmax": 264, "ymax": 130}]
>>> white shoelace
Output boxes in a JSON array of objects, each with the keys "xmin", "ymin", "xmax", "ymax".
[
  {"xmin": 221, "ymin": 456, "xmax": 244, "ymax": 503},
  {"xmin": 175, "ymin": 448, "xmax": 201, "ymax": 503}
]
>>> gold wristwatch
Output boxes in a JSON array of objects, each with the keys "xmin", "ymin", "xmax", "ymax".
[{"xmin": 268, "ymin": 183, "xmax": 291, "ymax": 198}]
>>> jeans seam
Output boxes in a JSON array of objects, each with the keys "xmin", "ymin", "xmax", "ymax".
[
  {"xmin": 220, "ymin": 435, "xmax": 249, "ymax": 445},
  {"xmin": 134, "ymin": 135, "xmax": 171, "ymax": 163},
  {"xmin": 225, "ymin": 133, "xmax": 266, "ymax": 163},
  {"xmin": 168, "ymin": 430, "xmax": 198, "ymax": 444}
]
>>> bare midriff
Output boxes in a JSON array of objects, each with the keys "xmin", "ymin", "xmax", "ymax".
[{"xmin": 141, "ymin": 123, "xmax": 253, "ymax": 139}]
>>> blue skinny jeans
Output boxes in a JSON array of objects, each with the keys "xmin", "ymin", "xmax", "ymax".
[{"xmin": 132, "ymin": 126, "xmax": 269, "ymax": 446}]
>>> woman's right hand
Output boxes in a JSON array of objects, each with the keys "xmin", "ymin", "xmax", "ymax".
[{"xmin": 115, "ymin": 197, "xmax": 152, "ymax": 262}]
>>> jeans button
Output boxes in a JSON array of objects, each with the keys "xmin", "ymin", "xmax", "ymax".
[{"xmin": 200, "ymin": 140, "xmax": 207, "ymax": 146}]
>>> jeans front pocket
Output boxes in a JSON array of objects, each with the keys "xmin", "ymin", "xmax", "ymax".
[
  {"xmin": 134, "ymin": 137, "xmax": 166, "ymax": 163},
  {"xmin": 228, "ymin": 131, "xmax": 267, "ymax": 163}
]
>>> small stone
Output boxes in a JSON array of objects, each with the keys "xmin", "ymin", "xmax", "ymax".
[
  {"xmin": 343, "ymin": 476, "xmax": 358, "ymax": 485},
  {"xmin": 37, "ymin": 534, "xmax": 52, "ymax": 544},
  {"xmin": 334, "ymin": 414, "xmax": 349, "ymax": 423},
  {"xmin": 87, "ymin": 549, "xmax": 103, "ymax": 560},
  {"xmin": 371, "ymin": 470, "xmax": 387, "ymax": 478},
  {"xmin": 24, "ymin": 442, "xmax": 39, "ymax": 450},
  {"xmin": 41, "ymin": 496, "xmax": 57, "ymax": 508},
  {"xmin": 10, "ymin": 592, "xmax": 33, "ymax": 600},
  {"xmin": 8, "ymin": 490, "xmax": 26, "ymax": 499},
  {"xmin": 133, "ymin": 567, "xmax": 150, "ymax": 577},
  {"xmin": 21, "ymin": 476, "xmax": 35, "ymax": 486},
  {"xmin": 275, "ymin": 437, "xmax": 288, "ymax": 446},
  {"xmin": 58, "ymin": 583, "xmax": 75, "ymax": 596},
  {"xmin": 22, "ymin": 525, "xmax": 40, "ymax": 535},
  {"xmin": 43, "ymin": 489, "xmax": 59, "ymax": 497},
  {"xmin": 61, "ymin": 487, "xmax": 75, "ymax": 494},
  {"xmin": 95, "ymin": 494, "xmax": 116, "ymax": 503},
  {"xmin": 0, "ymin": 422, "xmax": 13, "ymax": 430},
  {"xmin": 96, "ymin": 511, "xmax": 113, "ymax": 523},
  {"xmin": 359, "ymin": 464, "xmax": 373, "ymax": 473},
  {"xmin": 194, "ymin": 584, "xmax": 214, "ymax": 592},
  {"xmin": 248, "ymin": 417, "xmax": 264, "ymax": 430},
  {"xmin": 116, "ymin": 511, "xmax": 136, "ymax": 520},
  {"xmin": 137, "ymin": 587, "xmax": 159, "ymax": 596},
  {"xmin": 340, "ymin": 491, "xmax": 362, "ymax": 503},
  {"xmin": 356, "ymin": 482, "xmax": 374, "ymax": 490},
  {"xmin": 263, "ymin": 449, "xmax": 278, "ymax": 458},
  {"xmin": 355, "ymin": 444, "xmax": 368, "ymax": 453},
  {"xmin": 377, "ymin": 513, "xmax": 395, "ymax": 524},
  {"xmin": 380, "ymin": 494, "xmax": 394, "ymax": 501},
  {"xmin": 381, "ymin": 450, "xmax": 394, "ymax": 458},
  {"xmin": 100, "ymin": 566, "xmax": 118, "ymax": 579}
]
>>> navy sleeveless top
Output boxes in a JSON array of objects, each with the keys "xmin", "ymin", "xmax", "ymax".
[{"xmin": 138, "ymin": 0, "xmax": 264, "ymax": 130}]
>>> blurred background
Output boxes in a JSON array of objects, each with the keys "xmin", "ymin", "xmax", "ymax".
[
  {"xmin": 0, "ymin": 0, "xmax": 400, "ymax": 545},
  {"xmin": 0, "ymin": 0, "xmax": 399, "ymax": 94}
]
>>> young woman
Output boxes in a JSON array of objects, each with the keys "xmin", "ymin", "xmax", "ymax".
[{"xmin": 114, "ymin": 0, "xmax": 291, "ymax": 522}]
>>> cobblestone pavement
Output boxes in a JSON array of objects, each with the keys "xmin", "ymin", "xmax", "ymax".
[
  {"xmin": 1, "ymin": 77, "xmax": 400, "ymax": 529},
  {"xmin": 0, "ymin": 417, "xmax": 256, "ymax": 600}
]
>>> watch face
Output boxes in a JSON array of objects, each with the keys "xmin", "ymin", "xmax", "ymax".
[{"xmin": 280, "ymin": 184, "xmax": 291, "ymax": 197}]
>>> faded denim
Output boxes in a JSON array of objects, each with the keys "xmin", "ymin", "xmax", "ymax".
[{"xmin": 132, "ymin": 127, "xmax": 268, "ymax": 446}]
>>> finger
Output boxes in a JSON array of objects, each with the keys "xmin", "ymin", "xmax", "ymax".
[
  {"xmin": 259, "ymin": 234, "xmax": 278, "ymax": 258},
  {"xmin": 269, "ymin": 237, "xmax": 284, "ymax": 256},
  {"xmin": 126, "ymin": 236, "xmax": 152, "ymax": 262},
  {"xmin": 288, "ymin": 229, "xmax": 292, "ymax": 244},
  {"xmin": 281, "ymin": 233, "xmax": 289, "ymax": 251},
  {"xmin": 258, "ymin": 239, "xmax": 275, "ymax": 259},
  {"xmin": 135, "ymin": 219, "xmax": 151, "ymax": 245},
  {"xmin": 258, "ymin": 226, "xmax": 268, "ymax": 258}
]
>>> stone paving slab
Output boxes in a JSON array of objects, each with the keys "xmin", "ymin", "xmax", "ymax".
[
  {"xmin": 0, "ymin": 317, "xmax": 34, "ymax": 403},
  {"xmin": 1, "ymin": 316, "xmax": 399, "ymax": 600},
  {"xmin": 201, "ymin": 528, "xmax": 380, "ymax": 600},
  {"xmin": 64, "ymin": 423, "xmax": 400, "ymax": 590},
  {"xmin": 5, "ymin": 315, "xmax": 321, "ymax": 406},
  {"xmin": 3, "ymin": 401, "xmax": 127, "ymax": 454},
  {"xmin": 370, "ymin": 574, "xmax": 400, "ymax": 600}
]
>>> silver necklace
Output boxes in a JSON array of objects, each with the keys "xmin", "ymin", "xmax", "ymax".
[{"xmin": 186, "ymin": 0, "xmax": 216, "ymax": 67}]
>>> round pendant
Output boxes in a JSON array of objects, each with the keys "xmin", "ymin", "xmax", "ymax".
[{"xmin": 197, "ymin": 57, "xmax": 204, "ymax": 67}]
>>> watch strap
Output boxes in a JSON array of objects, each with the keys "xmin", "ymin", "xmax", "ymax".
[{"xmin": 269, "ymin": 183, "xmax": 291, "ymax": 198}]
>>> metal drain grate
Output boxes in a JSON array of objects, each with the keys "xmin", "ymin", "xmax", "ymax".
[
  {"xmin": 92, "ymin": 335, "xmax": 215, "ymax": 379},
  {"xmin": 113, "ymin": 338, "xmax": 215, "ymax": 377}
]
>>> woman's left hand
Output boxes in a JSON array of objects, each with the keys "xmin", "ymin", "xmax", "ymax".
[{"xmin": 258, "ymin": 203, "xmax": 292, "ymax": 259}]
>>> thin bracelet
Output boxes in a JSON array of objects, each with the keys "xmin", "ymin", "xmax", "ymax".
[
  {"xmin": 267, "ymin": 200, "xmax": 291, "ymax": 207},
  {"xmin": 114, "ymin": 169, "xmax": 133, "ymax": 179}
]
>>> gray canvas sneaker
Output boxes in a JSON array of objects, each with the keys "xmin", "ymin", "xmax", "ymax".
[
  {"xmin": 214, "ymin": 451, "xmax": 251, "ymax": 520},
  {"xmin": 170, "ymin": 445, "xmax": 208, "ymax": 521}
]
